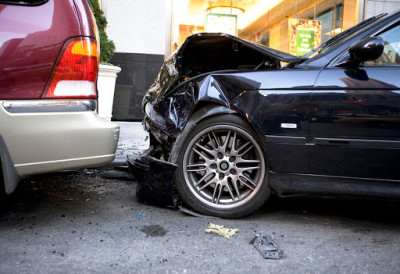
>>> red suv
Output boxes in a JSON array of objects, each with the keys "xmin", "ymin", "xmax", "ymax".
[{"xmin": 0, "ymin": 0, "xmax": 119, "ymax": 194}]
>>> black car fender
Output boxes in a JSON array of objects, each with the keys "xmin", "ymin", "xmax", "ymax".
[
  {"xmin": 168, "ymin": 100, "xmax": 269, "ymax": 165},
  {"xmin": 168, "ymin": 104, "xmax": 236, "ymax": 164}
]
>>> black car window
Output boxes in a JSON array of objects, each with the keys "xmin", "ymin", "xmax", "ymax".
[
  {"xmin": 365, "ymin": 24, "xmax": 400, "ymax": 66},
  {"xmin": 366, "ymin": 23, "xmax": 400, "ymax": 66},
  {"xmin": 0, "ymin": 0, "xmax": 48, "ymax": 5}
]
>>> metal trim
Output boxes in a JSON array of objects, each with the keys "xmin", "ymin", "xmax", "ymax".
[
  {"xmin": 14, "ymin": 154, "xmax": 116, "ymax": 168},
  {"xmin": 314, "ymin": 137, "xmax": 400, "ymax": 149},
  {"xmin": 265, "ymin": 135, "xmax": 306, "ymax": 145},
  {"xmin": 2, "ymin": 100, "xmax": 97, "ymax": 113}
]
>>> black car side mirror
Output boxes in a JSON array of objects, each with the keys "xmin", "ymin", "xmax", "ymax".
[
  {"xmin": 347, "ymin": 36, "xmax": 384, "ymax": 66},
  {"xmin": 336, "ymin": 36, "xmax": 385, "ymax": 67}
]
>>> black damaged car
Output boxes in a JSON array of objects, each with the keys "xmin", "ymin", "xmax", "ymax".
[{"xmin": 133, "ymin": 10, "xmax": 400, "ymax": 218}]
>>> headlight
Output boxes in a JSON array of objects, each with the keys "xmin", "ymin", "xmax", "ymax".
[{"xmin": 145, "ymin": 103, "xmax": 166, "ymax": 127}]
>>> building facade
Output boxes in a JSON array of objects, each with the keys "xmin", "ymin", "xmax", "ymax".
[{"xmin": 104, "ymin": 0, "xmax": 400, "ymax": 120}]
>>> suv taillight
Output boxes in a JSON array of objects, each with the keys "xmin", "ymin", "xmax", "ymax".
[{"xmin": 43, "ymin": 37, "xmax": 99, "ymax": 99}]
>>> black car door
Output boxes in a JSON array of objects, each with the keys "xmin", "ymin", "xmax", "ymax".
[{"xmin": 309, "ymin": 23, "xmax": 400, "ymax": 180}]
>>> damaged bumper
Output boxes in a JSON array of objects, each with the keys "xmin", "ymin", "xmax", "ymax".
[{"xmin": 127, "ymin": 147, "xmax": 177, "ymax": 206}]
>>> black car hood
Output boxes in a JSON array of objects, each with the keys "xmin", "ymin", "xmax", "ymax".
[{"xmin": 145, "ymin": 33, "xmax": 305, "ymax": 103}]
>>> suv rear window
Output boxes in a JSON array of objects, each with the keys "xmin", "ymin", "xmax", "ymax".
[{"xmin": 0, "ymin": 0, "xmax": 48, "ymax": 5}]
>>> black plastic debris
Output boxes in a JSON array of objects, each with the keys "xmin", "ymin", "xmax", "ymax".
[
  {"xmin": 127, "ymin": 147, "xmax": 178, "ymax": 207},
  {"xmin": 251, "ymin": 233, "xmax": 283, "ymax": 259}
]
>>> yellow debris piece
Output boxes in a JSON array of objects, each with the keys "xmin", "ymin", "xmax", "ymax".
[{"xmin": 205, "ymin": 223, "xmax": 238, "ymax": 239}]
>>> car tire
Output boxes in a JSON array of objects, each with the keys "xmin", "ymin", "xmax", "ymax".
[
  {"xmin": 175, "ymin": 114, "xmax": 270, "ymax": 218},
  {"xmin": 0, "ymin": 165, "xmax": 7, "ymax": 201}
]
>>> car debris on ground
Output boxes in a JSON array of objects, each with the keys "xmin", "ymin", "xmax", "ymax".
[{"xmin": 250, "ymin": 233, "xmax": 283, "ymax": 259}]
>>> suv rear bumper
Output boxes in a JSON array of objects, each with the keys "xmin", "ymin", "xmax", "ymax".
[{"xmin": 0, "ymin": 100, "xmax": 119, "ymax": 192}]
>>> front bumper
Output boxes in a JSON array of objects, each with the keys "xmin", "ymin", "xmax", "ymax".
[
  {"xmin": 127, "ymin": 147, "xmax": 177, "ymax": 207},
  {"xmin": 0, "ymin": 100, "xmax": 119, "ymax": 177}
]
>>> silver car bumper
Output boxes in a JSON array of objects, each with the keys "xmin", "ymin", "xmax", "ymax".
[{"xmin": 0, "ymin": 100, "xmax": 119, "ymax": 193}]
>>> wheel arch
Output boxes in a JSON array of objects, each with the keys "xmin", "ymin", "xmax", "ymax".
[{"xmin": 169, "ymin": 103, "xmax": 266, "ymax": 165}]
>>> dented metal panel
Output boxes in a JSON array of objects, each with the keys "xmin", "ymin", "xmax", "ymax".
[
  {"xmin": 140, "ymin": 33, "xmax": 312, "ymax": 170},
  {"xmin": 143, "ymin": 33, "xmax": 305, "ymax": 106},
  {"xmin": 133, "ymin": 33, "xmax": 308, "ymax": 207}
]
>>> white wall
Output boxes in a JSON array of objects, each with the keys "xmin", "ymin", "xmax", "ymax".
[
  {"xmin": 105, "ymin": 0, "xmax": 171, "ymax": 55},
  {"xmin": 365, "ymin": 0, "xmax": 400, "ymax": 19}
]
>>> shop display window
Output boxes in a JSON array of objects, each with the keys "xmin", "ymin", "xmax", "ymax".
[{"xmin": 171, "ymin": 0, "xmax": 357, "ymax": 55}]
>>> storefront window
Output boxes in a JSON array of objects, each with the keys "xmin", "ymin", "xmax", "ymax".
[
  {"xmin": 317, "ymin": 3, "xmax": 344, "ymax": 43},
  {"xmin": 171, "ymin": 0, "xmax": 357, "ymax": 55}
]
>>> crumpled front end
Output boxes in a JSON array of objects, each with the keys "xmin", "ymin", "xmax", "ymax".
[{"xmin": 133, "ymin": 33, "xmax": 303, "ymax": 204}]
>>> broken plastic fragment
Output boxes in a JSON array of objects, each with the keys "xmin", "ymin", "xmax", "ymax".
[
  {"xmin": 251, "ymin": 233, "xmax": 283, "ymax": 259},
  {"xmin": 205, "ymin": 223, "xmax": 238, "ymax": 239},
  {"xmin": 138, "ymin": 213, "xmax": 146, "ymax": 217}
]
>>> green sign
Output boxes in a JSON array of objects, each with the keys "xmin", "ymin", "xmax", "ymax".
[{"xmin": 296, "ymin": 29, "xmax": 314, "ymax": 56}]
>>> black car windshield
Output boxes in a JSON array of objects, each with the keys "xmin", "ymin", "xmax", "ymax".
[{"xmin": 304, "ymin": 12, "xmax": 387, "ymax": 58}]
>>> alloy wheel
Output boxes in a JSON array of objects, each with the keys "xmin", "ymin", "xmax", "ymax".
[{"xmin": 182, "ymin": 125, "xmax": 265, "ymax": 209}]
